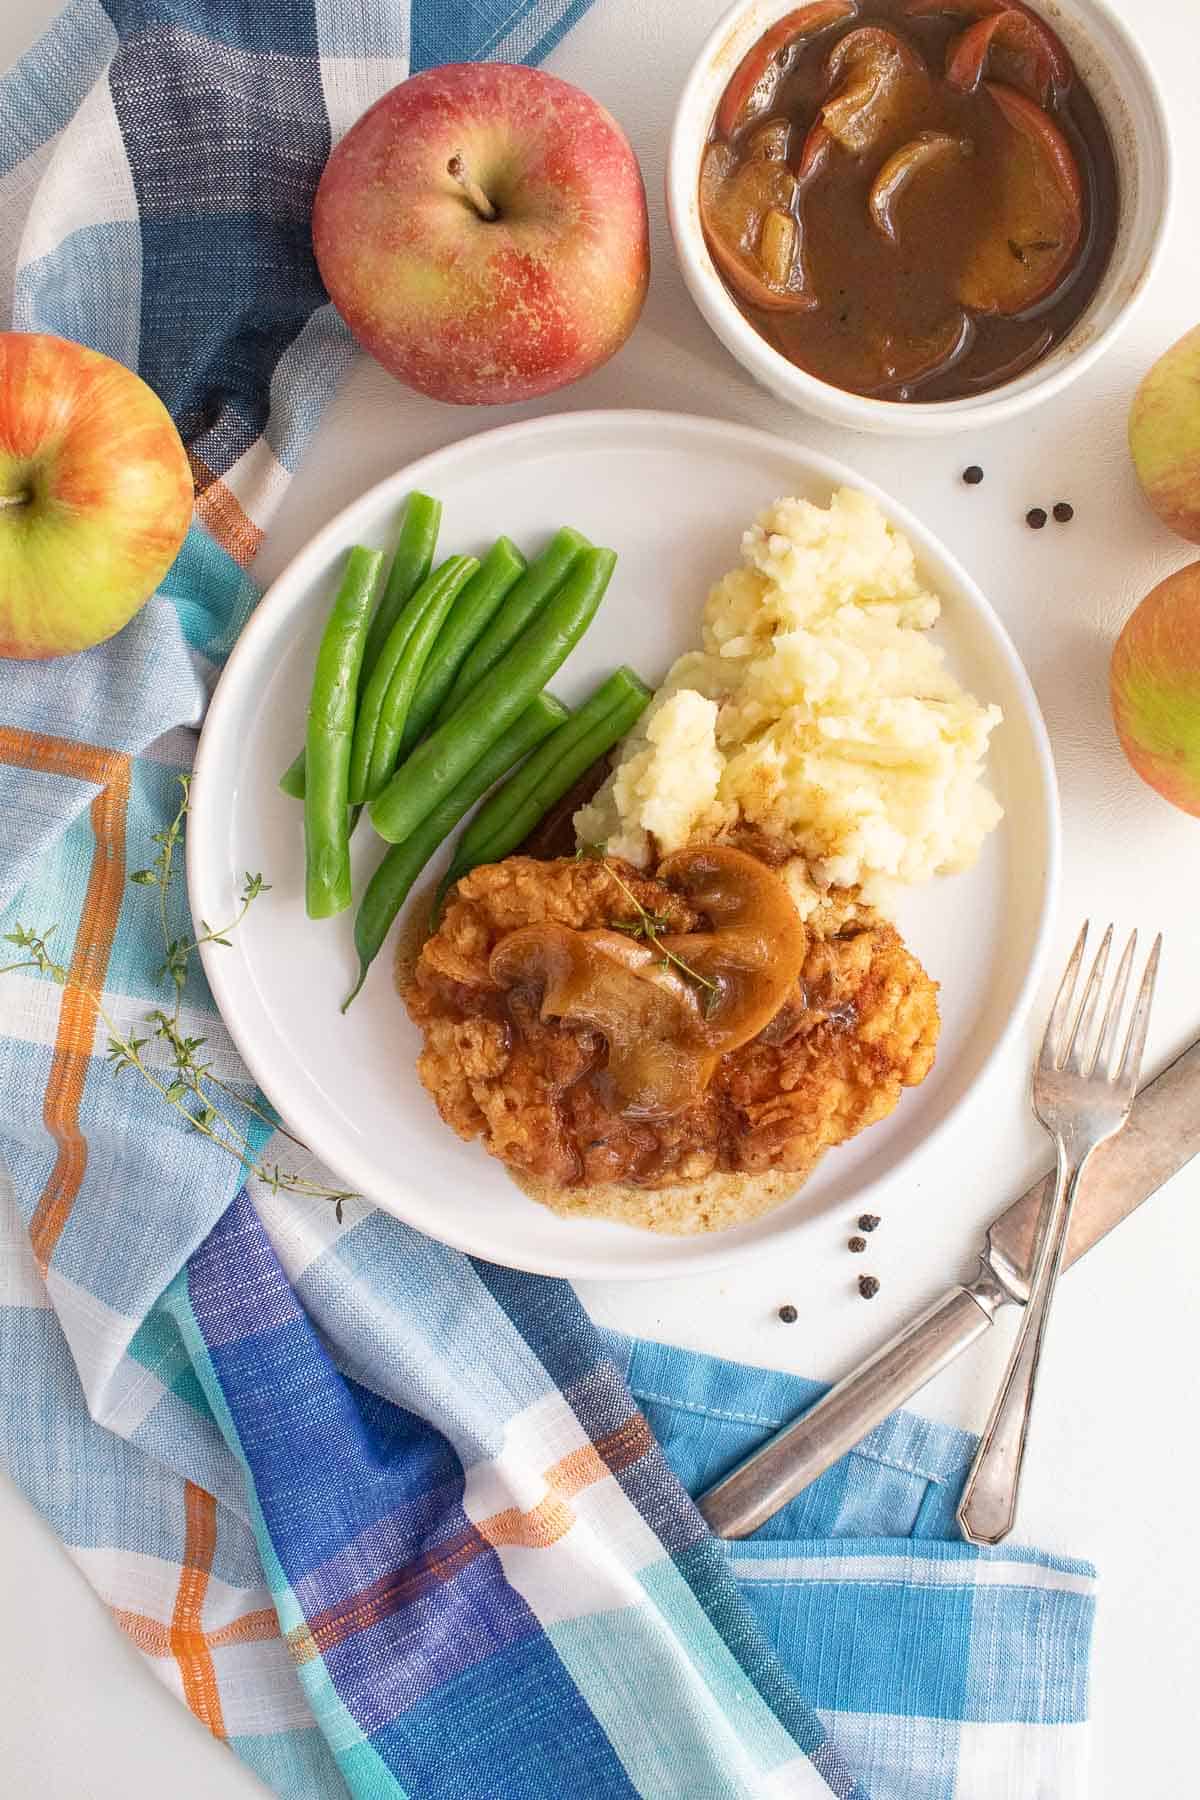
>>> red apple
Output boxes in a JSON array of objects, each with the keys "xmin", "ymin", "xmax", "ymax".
[
  {"xmin": 1110, "ymin": 561, "xmax": 1200, "ymax": 815},
  {"xmin": 312, "ymin": 63, "xmax": 650, "ymax": 406},
  {"xmin": 0, "ymin": 333, "xmax": 193, "ymax": 659},
  {"xmin": 1129, "ymin": 325, "xmax": 1200, "ymax": 543}
]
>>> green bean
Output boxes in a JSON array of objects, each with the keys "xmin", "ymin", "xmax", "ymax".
[
  {"xmin": 279, "ymin": 492, "xmax": 441, "ymax": 798},
  {"xmin": 369, "ymin": 546, "xmax": 617, "ymax": 845},
  {"xmin": 362, "ymin": 492, "xmax": 443, "ymax": 678},
  {"xmin": 365, "ymin": 561, "xmax": 479, "ymax": 798},
  {"xmin": 399, "ymin": 537, "xmax": 526, "ymax": 755},
  {"xmin": 304, "ymin": 545, "xmax": 386, "ymax": 919},
  {"xmin": 278, "ymin": 748, "xmax": 307, "ymax": 799},
  {"xmin": 348, "ymin": 555, "xmax": 478, "ymax": 806},
  {"xmin": 342, "ymin": 694, "xmax": 567, "ymax": 1010},
  {"xmin": 441, "ymin": 669, "xmax": 651, "ymax": 899},
  {"xmin": 433, "ymin": 526, "xmax": 590, "ymax": 727}
]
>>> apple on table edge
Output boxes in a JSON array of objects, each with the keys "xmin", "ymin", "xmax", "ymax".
[
  {"xmin": 0, "ymin": 331, "xmax": 193, "ymax": 660},
  {"xmin": 313, "ymin": 62, "xmax": 650, "ymax": 407},
  {"xmin": 1111, "ymin": 560, "xmax": 1200, "ymax": 818}
]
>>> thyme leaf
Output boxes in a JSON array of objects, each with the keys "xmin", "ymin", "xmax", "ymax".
[{"xmin": 593, "ymin": 857, "xmax": 719, "ymax": 1003}]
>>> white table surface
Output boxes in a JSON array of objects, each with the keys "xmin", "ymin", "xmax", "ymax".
[{"xmin": 2, "ymin": 1, "xmax": 1198, "ymax": 1795}]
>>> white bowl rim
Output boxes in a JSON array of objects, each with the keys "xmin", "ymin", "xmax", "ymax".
[
  {"xmin": 188, "ymin": 406, "xmax": 1062, "ymax": 1281},
  {"xmin": 667, "ymin": 0, "xmax": 1175, "ymax": 435}
]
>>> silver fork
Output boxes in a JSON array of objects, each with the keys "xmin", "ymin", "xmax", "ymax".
[{"xmin": 956, "ymin": 922, "xmax": 1162, "ymax": 1546}]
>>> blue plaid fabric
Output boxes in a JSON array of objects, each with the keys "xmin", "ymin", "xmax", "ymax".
[{"xmin": 0, "ymin": 4, "xmax": 1095, "ymax": 1796}]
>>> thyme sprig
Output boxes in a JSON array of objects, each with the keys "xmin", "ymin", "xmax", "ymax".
[
  {"xmin": 1, "ymin": 923, "xmax": 68, "ymax": 983},
  {"xmin": 130, "ymin": 776, "xmax": 269, "ymax": 1011},
  {"xmin": 2, "ymin": 776, "xmax": 357, "ymax": 1218},
  {"xmin": 578, "ymin": 844, "xmax": 720, "ymax": 1011}
]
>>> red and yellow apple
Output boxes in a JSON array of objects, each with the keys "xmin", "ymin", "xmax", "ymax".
[
  {"xmin": 0, "ymin": 333, "xmax": 193, "ymax": 659},
  {"xmin": 1110, "ymin": 561, "xmax": 1200, "ymax": 815},
  {"xmin": 312, "ymin": 63, "xmax": 650, "ymax": 406},
  {"xmin": 1129, "ymin": 324, "xmax": 1200, "ymax": 543}
]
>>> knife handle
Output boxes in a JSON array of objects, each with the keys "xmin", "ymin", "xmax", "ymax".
[{"xmin": 697, "ymin": 1277, "xmax": 1007, "ymax": 1539}]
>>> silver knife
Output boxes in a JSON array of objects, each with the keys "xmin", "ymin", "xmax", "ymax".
[{"xmin": 699, "ymin": 1035, "xmax": 1200, "ymax": 1539}]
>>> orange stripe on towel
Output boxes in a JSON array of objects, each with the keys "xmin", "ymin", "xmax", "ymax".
[
  {"xmin": 112, "ymin": 1609, "xmax": 174, "ymax": 1659},
  {"xmin": 477, "ymin": 1415, "xmax": 655, "ymax": 1551},
  {"xmin": 205, "ymin": 1605, "xmax": 281, "ymax": 1649},
  {"xmin": 113, "ymin": 1602, "xmax": 279, "ymax": 1660},
  {"xmin": 0, "ymin": 725, "xmax": 127, "ymax": 788},
  {"xmin": 28, "ymin": 767, "xmax": 131, "ymax": 1273},
  {"xmin": 284, "ymin": 1413, "xmax": 658, "ymax": 1659},
  {"xmin": 170, "ymin": 1483, "xmax": 226, "ymax": 1738},
  {"xmin": 187, "ymin": 450, "xmax": 263, "ymax": 567}
]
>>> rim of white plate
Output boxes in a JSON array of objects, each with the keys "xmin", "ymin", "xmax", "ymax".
[{"xmin": 188, "ymin": 408, "xmax": 1061, "ymax": 1280}]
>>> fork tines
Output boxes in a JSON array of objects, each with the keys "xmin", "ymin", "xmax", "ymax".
[{"xmin": 1042, "ymin": 923, "xmax": 1163, "ymax": 1086}]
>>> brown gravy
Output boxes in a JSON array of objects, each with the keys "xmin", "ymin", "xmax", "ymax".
[{"xmin": 704, "ymin": 0, "xmax": 1118, "ymax": 400}]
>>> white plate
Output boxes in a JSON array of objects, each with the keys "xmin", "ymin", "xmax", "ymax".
[{"xmin": 189, "ymin": 410, "xmax": 1059, "ymax": 1281}]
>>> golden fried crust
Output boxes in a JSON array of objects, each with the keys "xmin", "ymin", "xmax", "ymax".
[
  {"xmin": 721, "ymin": 920, "xmax": 939, "ymax": 1178},
  {"xmin": 406, "ymin": 854, "xmax": 939, "ymax": 1192}
]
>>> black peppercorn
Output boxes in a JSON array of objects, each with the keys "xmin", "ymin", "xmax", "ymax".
[
  {"xmin": 848, "ymin": 1235, "xmax": 867, "ymax": 1253},
  {"xmin": 778, "ymin": 1303, "xmax": 798, "ymax": 1324},
  {"xmin": 858, "ymin": 1275, "xmax": 881, "ymax": 1299},
  {"xmin": 857, "ymin": 1213, "xmax": 881, "ymax": 1233},
  {"xmin": 1026, "ymin": 507, "xmax": 1047, "ymax": 530},
  {"xmin": 962, "ymin": 465, "xmax": 984, "ymax": 485},
  {"xmin": 1053, "ymin": 501, "xmax": 1074, "ymax": 523}
]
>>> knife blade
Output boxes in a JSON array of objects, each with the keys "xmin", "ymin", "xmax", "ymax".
[
  {"xmin": 698, "ymin": 1035, "xmax": 1200, "ymax": 1538},
  {"xmin": 986, "ymin": 1035, "xmax": 1200, "ymax": 1297}
]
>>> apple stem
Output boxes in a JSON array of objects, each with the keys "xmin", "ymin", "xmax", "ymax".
[
  {"xmin": 0, "ymin": 493, "xmax": 27, "ymax": 512},
  {"xmin": 447, "ymin": 154, "xmax": 498, "ymax": 223}
]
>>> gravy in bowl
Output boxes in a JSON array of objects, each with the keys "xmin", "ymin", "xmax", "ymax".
[{"xmin": 701, "ymin": 0, "xmax": 1118, "ymax": 401}]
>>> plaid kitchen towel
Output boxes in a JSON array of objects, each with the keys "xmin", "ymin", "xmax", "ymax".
[{"xmin": 0, "ymin": 4, "xmax": 1095, "ymax": 1798}]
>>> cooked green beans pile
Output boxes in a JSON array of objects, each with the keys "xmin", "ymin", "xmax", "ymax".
[
  {"xmin": 368, "ymin": 547, "xmax": 617, "ymax": 845},
  {"xmin": 286, "ymin": 491, "xmax": 649, "ymax": 1006}
]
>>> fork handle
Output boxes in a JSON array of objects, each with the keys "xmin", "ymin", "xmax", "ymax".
[{"xmin": 956, "ymin": 1144, "xmax": 1091, "ymax": 1545}]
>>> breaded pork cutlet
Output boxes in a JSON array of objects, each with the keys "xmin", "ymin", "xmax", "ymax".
[{"xmin": 405, "ymin": 848, "xmax": 938, "ymax": 1205}]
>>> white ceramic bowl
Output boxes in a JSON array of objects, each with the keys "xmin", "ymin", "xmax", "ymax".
[{"xmin": 667, "ymin": 0, "xmax": 1172, "ymax": 435}]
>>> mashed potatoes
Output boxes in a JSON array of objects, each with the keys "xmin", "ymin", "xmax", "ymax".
[{"xmin": 575, "ymin": 488, "xmax": 1003, "ymax": 914}]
